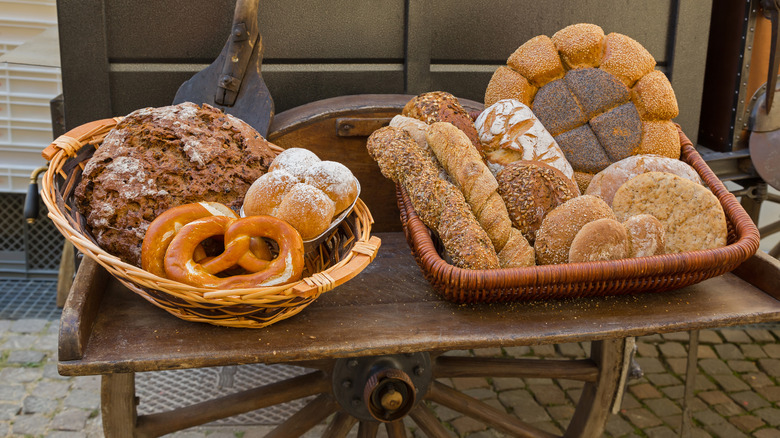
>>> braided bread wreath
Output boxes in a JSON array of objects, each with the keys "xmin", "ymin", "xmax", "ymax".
[{"xmin": 483, "ymin": 23, "xmax": 681, "ymax": 191}]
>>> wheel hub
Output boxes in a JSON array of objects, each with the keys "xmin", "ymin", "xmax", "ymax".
[{"xmin": 332, "ymin": 352, "xmax": 432, "ymax": 422}]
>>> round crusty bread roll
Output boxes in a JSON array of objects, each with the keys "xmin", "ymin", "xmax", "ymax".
[
  {"xmin": 243, "ymin": 148, "xmax": 358, "ymax": 241},
  {"xmin": 534, "ymin": 195, "xmax": 616, "ymax": 265},
  {"xmin": 242, "ymin": 170, "xmax": 299, "ymax": 217},
  {"xmin": 303, "ymin": 161, "xmax": 359, "ymax": 214},
  {"xmin": 269, "ymin": 147, "xmax": 321, "ymax": 177},
  {"xmin": 623, "ymin": 214, "xmax": 665, "ymax": 257},
  {"xmin": 274, "ymin": 183, "xmax": 336, "ymax": 241},
  {"xmin": 586, "ymin": 154, "xmax": 701, "ymax": 206},
  {"xmin": 611, "ymin": 172, "xmax": 727, "ymax": 253},
  {"xmin": 496, "ymin": 160, "xmax": 579, "ymax": 244},
  {"xmin": 568, "ymin": 218, "xmax": 629, "ymax": 263}
]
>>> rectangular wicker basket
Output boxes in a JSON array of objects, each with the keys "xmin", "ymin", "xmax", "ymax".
[{"xmin": 397, "ymin": 127, "xmax": 761, "ymax": 303}]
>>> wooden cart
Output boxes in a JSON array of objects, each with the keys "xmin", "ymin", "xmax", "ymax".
[{"xmin": 57, "ymin": 95, "xmax": 780, "ymax": 438}]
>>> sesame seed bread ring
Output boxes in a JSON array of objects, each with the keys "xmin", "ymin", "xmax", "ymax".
[
  {"xmin": 484, "ymin": 66, "xmax": 537, "ymax": 108},
  {"xmin": 611, "ymin": 172, "xmax": 727, "ymax": 253},
  {"xmin": 552, "ymin": 23, "xmax": 605, "ymax": 70},
  {"xmin": 507, "ymin": 35, "xmax": 565, "ymax": 88},
  {"xmin": 485, "ymin": 23, "xmax": 681, "ymax": 186}
]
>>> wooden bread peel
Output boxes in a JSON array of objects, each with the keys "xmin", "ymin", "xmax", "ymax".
[{"xmin": 173, "ymin": 0, "xmax": 274, "ymax": 136}]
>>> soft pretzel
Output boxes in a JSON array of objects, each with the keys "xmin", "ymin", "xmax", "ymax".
[
  {"xmin": 164, "ymin": 215, "xmax": 304, "ymax": 288},
  {"xmin": 141, "ymin": 202, "xmax": 239, "ymax": 277}
]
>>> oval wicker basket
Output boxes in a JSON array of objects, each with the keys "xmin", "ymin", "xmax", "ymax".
[
  {"xmin": 397, "ymin": 127, "xmax": 761, "ymax": 303},
  {"xmin": 40, "ymin": 118, "xmax": 380, "ymax": 328}
]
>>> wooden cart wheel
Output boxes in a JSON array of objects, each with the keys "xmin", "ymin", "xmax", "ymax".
[{"xmin": 100, "ymin": 338, "xmax": 627, "ymax": 437}]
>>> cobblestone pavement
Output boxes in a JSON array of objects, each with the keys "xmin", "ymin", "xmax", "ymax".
[{"xmin": 1, "ymin": 318, "xmax": 779, "ymax": 437}]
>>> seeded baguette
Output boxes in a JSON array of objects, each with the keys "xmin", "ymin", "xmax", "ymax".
[
  {"xmin": 425, "ymin": 122, "xmax": 535, "ymax": 268},
  {"xmin": 366, "ymin": 126, "xmax": 500, "ymax": 270}
]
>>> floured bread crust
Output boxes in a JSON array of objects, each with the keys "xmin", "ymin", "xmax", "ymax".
[
  {"xmin": 475, "ymin": 99, "xmax": 574, "ymax": 179},
  {"xmin": 623, "ymin": 214, "xmax": 666, "ymax": 257}
]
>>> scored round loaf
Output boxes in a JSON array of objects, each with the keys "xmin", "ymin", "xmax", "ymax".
[
  {"xmin": 474, "ymin": 99, "xmax": 574, "ymax": 178},
  {"xmin": 611, "ymin": 172, "xmax": 728, "ymax": 253},
  {"xmin": 496, "ymin": 160, "xmax": 580, "ymax": 244},
  {"xmin": 534, "ymin": 195, "xmax": 616, "ymax": 265},
  {"xmin": 74, "ymin": 102, "xmax": 276, "ymax": 266},
  {"xmin": 568, "ymin": 218, "xmax": 629, "ymax": 263},
  {"xmin": 623, "ymin": 214, "xmax": 665, "ymax": 257},
  {"xmin": 586, "ymin": 154, "xmax": 701, "ymax": 206},
  {"xmin": 243, "ymin": 148, "xmax": 358, "ymax": 241},
  {"xmin": 484, "ymin": 23, "xmax": 681, "ymax": 184},
  {"xmin": 402, "ymin": 91, "xmax": 483, "ymax": 155}
]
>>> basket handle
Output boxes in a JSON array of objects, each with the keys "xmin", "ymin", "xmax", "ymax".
[
  {"xmin": 292, "ymin": 235, "xmax": 382, "ymax": 295},
  {"xmin": 42, "ymin": 118, "xmax": 122, "ymax": 161}
]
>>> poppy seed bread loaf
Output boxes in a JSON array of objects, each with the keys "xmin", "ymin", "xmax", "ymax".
[{"xmin": 485, "ymin": 23, "xmax": 681, "ymax": 190}]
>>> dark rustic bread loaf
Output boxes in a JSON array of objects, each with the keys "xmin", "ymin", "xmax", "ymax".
[
  {"xmin": 402, "ymin": 91, "xmax": 484, "ymax": 155},
  {"xmin": 75, "ymin": 102, "xmax": 276, "ymax": 266}
]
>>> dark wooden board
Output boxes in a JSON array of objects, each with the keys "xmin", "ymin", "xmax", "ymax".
[{"xmin": 58, "ymin": 233, "xmax": 780, "ymax": 376}]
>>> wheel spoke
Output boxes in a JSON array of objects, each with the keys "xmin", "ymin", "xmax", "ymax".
[
  {"xmin": 135, "ymin": 371, "xmax": 329, "ymax": 437},
  {"xmin": 426, "ymin": 381, "xmax": 558, "ymax": 438},
  {"xmin": 434, "ymin": 356, "xmax": 598, "ymax": 382},
  {"xmin": 266, "ymin": 394, "xmax": 340, "ymax": 438},
  {"xmin": 357, "ymin": 420, "xmax": 380, "ymax": 438},
  {"xmin": 385, "ymin": 419, "xmax": 408, "ymax": 438},
  {"xmin": 564, "ymin": 339, "xmax": 626, "ymax": 438},
  {"xmin": 408, "ymin": 402, "xmax": 453, "ymax": 438},
  {"xmin": 322, "ymin": 411, "xmax": 358, "ymax": 438}
]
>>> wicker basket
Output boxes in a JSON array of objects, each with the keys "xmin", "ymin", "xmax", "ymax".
[
  {"xmin": 397, "ymin": 127, "xmax": 761, "ymax": 303},
  {"xmin": 40, "ymin": 118, "xmax": 380, "ymax": 328}
]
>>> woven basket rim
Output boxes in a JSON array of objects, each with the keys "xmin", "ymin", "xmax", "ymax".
[
  {"xmin": 40, "ymin": 117, "xmax": 380, "ymax": 327},
  {"xmin": 397, "ymin": 127, "xmax": 761, "ymax": 301}
]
